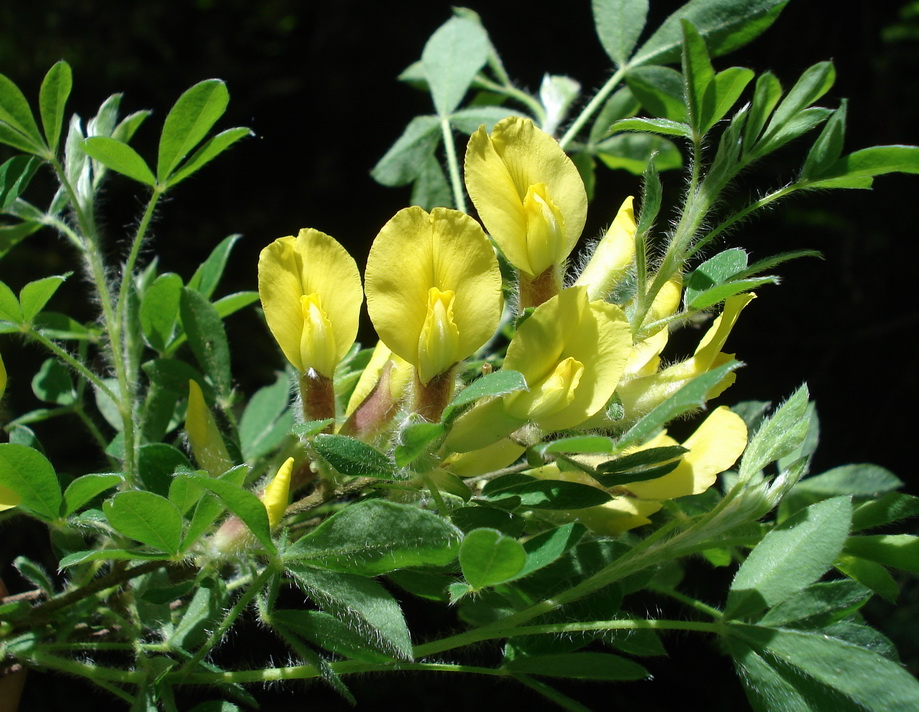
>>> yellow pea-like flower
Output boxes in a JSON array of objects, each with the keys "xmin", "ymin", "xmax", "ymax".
[
  {"xmin": 574, "ymin": 196, "xmax": 637, "ymax": 301},
  {"xmin": 618, "ymin": 293, "xmax": 755, "ymax": 417},
  {"xmin": 464, "ymin": 116, "xmax": 587, "ymax": 279},
  {"xmin": 262, "ymin": 457, "xmax": 294, "ymax": 529},
  {"xmin": 258, "ymin": 228, "xmax": 363, "ymax": 378},
  {"xmin": 529, "ymin": 406, "xmax": 747, "ymax": 534},
  {"xmin": 365, "ymin": 206, "xmax": 503, "ymax": 386},
  {"xmin": 447, "ymin": 286, "xmax": 632, "ymax": 451},
  {"xmin": 185, "ymin": 379, "xmax": 233, "ymax": 477}
]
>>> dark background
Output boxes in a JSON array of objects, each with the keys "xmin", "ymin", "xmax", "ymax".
[{"xmin": 2, "ymin": 0, "xmax": 918, "ymax": 709}]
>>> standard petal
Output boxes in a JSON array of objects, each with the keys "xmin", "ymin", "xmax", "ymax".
[
  {"xmin": 258, "ymin": 228, "xmax": 362, "ymax": 376},
  {"xmin": 366, "ymin": 206, "xmax": 502, "ymax": 382},
  {"xmin": 465, "ymin": 117, "xmax": 587, "ymax": 276}
]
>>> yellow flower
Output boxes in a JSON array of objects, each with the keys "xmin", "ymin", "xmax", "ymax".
[
  {"xmin": 365, "ymin": 206, "xmax": 503, "ymax": 386},
  {"xmin": 464, "ymin": 116, "xmax": 587, "ymax": 279},
  {"xmin": 531, "ymin": 406, "xmax": 747, "ymax": 533},
  {"xmin": 185, "ymin": 380, "xmax": 233, "ymax": 476},
  {"xmin": 447, "ymin": 286, "xmax": 632, "ymax": 451},
  {"xmin": 618, "ymin": 293, "xmax": 754, "ymax": 418},
  {"xmin": 262, "ymin": 457, "xmax": 294, "ymax": 529},
  {"xmin": 574, "ymin": 196, "xmax": 637, "ymax": 301},
  {"xmin": 258, "ymin": 228, "xmax": 363, "ymax": 378}
]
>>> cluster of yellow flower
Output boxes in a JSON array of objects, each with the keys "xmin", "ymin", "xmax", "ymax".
[{"xmin": 252, "ymin": 117, "xmax": 750, "ymax": 534}]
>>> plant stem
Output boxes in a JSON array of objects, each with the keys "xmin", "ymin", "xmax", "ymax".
[
  {"xmin": 558, "ymin": 67, "xmax": 627, "ymax": 151},
  {"xmin": 17, "ymin": 559, "xmax": 166, "ymax": 629},
  {"xmin": 49, "ymin": 157, "xmax": 139, "ymax": 485},
  {"xmin": 441, "ymin": 116, "xmax": 467, "ymax": 213},
  {"xmin": 24, "ymin": 328, "xmax": 117, "ymax": 402},
  {"xmin": 176, "ymin": 565, "xmax": 275, "ymax": 676}
]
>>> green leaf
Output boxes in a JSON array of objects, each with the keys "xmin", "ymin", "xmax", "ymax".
[
  {"xmin": 168, "ymin": 577, "xmax": 226, "ymax": 652},
  {"xmin": 271, "ymin": 609, "xmax": 395, "ymax": 663},
  {"xmin": 705, "ymin": 66, "xmax": 755, "ymax": 133},
  {"xmin": 371, "ymin": 115, "xmax": 441, "ymax": 186},
  {"xmin": 187, "ymin": 234, "xmax": 241, "ymax": 299},
  {"xmin": 630, "ymin": 0, "xmax": 788, "ymax": 67},
  {"xmin": 482, "ymin": 474, "xmax": 612, "ymax": 510},
  {"xmin": 19, "ymin": 274, "xmax": 69, "ymax": 323},
  {"xmin": 31, "ymin": 358, "xmax": 76, "ymax": 406},
  {"xmin": 39, "ymin": 60, "xmax": 72, "ymax": 154},
  {"xmin": 609, "ymin": 117, "xmax": 693, "ymax": 138},
  {"xmin": 166, "ymin": 127, "xmax": 251, "ymax": 186},
  {"xmin": 0, "ymin": 71, "xmax": 44, "ymax": 153},
  {"xmin": 180, "ymin": 473, "xmax": 275, "ymax": 554},
  {"xmin": 844, "ymin": 534, "xmax": 919, "ymax": 575},
  {"xmin": 409, "ymin": 152, "xmax": 453, "ymax": 210},
  {"xmin": 443, "ymin": 369, "xmax": 527, "ymax": 420},
  {"xmin": 179, "ymin": 287, "xmax": 231, "ymax": 399},
  {"xmin": 0, "ymin": 220, "xmax": 42, "ymax": 259},
  {"xmin": 138, "ymin": 443, "xmax": 193, "ymax": 497},
  {"xmin": 682, "ymin": 21, "xmax": 715, "ymax": 133},
  {"xmin": 13, "ymin": 555, "xmax": 55, "ymax": 594},
  {"xmin": 728, "ymin": 623, "xmax": 919, "ymax": 712},
  {"xmin": 212, "ymin": 291, "xmax": 258, "ymax": 320},
  {"xmin": 793, "ymin": 464, "xmax": 902, "ymax": 500},
  {"xmin": 725, "ymin": 496, "xmax": 853, "ymax": 620},
  {"xmin": 685, "ymin": 248, "xmax": 746, "ymax": 297},
  {"xmin": 238, "ymin": 372, "xmax": 293, "ymax": 461},
  {"xmin": 394, "ymin": 421, "xmax": 445, "ymax": 468},
  {"xmin": 284, "ymin": 499, "xmax": 463, "ymax": 574},
  {"xmin": 757, "ymin": 579, "xmax": 871, "ymax": 628},
  {"xmin": 157, "ymin": 79, "xmax": 229, "ymax": 182},
  {"xmin": 801, "ymin": 99, "xmax": 847, "ymax": 179},
  {"xmin": 512, "ymin": 523, "xmax": 586, "ymax": 581},
  {"xmin": 59, "ymin": 549, "xmax": 172, "ymax": 568},
  {"xmin": 807, "ymin": 145, "xmax": 919, "ymax": 188},
  {"xmin": 141, "ymin": 272, "xmax": 183, "ymax": 351},
  {"xmin": 760, "ymin": 60, "xmax": 835, "ymax": 145},
  {"xmin": 448, "ymin": 106, "xmax": 526, "ymax": 135},
  {"xmin": 0, "ymin": 156, "xmax": 41, "ymax": 211},
  {"xmin": 625, "ymin": 65, "xmax": 686, "ymax": 121},
  {"xmin": 593, "ymin": 0, "xmax": 649, "ymax": 67},
  {"xmin": 312, "ymin": 434, "xmax": 396, "ymax": 478},
  {"xmin": 0, "ymin": 444, "xmax": 61, "ymax": 522},
  {"xmin": 505, "ymin": 652, "xmax": 649, "ymax": 681},
  {"xmin": 595, "ymin": 133, "xmax": 682, "ymax": 174},
  {"xmin": 590, "ymin": 87, "xmax": 641, "ymax": 143},
  {"xmin": 103, "ymin": 491, "xmax": 183, "ymax": 554},
  {"xmin": 686, "ymin": 277, "xmax": 775, "ymax": 311},
  {"xmin": 287, "ymin": 564, "xmax": 413, "ymax": 661},
  {"xmin": 459, "ymin": 528, "xmax": 527, "ymax": 590},
  {"xmin": 738, "ymin": 384, "xmax": 810, "ymax": 480},
  {"xmin": 835, "ymin": 554, "xmax": 900, "ymax": 604},
  {"xmin": 617, "ymin": 360, "xmax": 741, "ymax": 449},
  {"xmin": 637, "ymin": 157, "xmax": 662, "ymax": 236},
  {"xmin": 852, "ymin": 493, "xmax": 919, "ymax": 532},
  {"xmin": 421, "ymin": 16, "xmax": 490, "ymax": 116},
  {"xmin": 743, "ymin": 70, "xmax": 782, "ymax": 149},
  {"xmin": 177, "ymin": 468, "xmax": 249, "ymax": 548},
  {"xmin": 63, "ymin": 473, "xmax": 122, "ymax": 516},
  {"xmin": 0, "ymin": 281, "xmax": 21, "ymax": 323},
  {"xmin": 82, "ymin": 137, "xmax": 156, "ymax": 186}
]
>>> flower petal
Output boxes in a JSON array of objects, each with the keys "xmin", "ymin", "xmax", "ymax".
[
  {"xmin": 504, "ymin": 287, "xmax": 632, "ymax": 431},
  {"xmin": 365, "ymin": 206, "xmax": 503, "ymax": 382},
  {"xmin": 575, "ymin": 196, "xmax": 636, "ymax": 300},
  {"xmin": 628, "ymin": 406, "xmax": 747, "ymax": 500},
  {"xmin": 465, "ymin": 117, "xmax": 587, "ymax": 276},
  {"xmin": 259, "ymin": 228, "xmax": 362, "ymax": 376}
]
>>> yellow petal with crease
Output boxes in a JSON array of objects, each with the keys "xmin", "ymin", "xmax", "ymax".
[
  {"xmin": 365, "ymin": 206, "xmax": 503, "ymax": 384},
  {"xmin": 465, "ymin": 117, "xmax": 587, "ymax": 276},
  {"xmin": 259, "ymin": 228, "xmax": 362, "ymax": 376}
]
